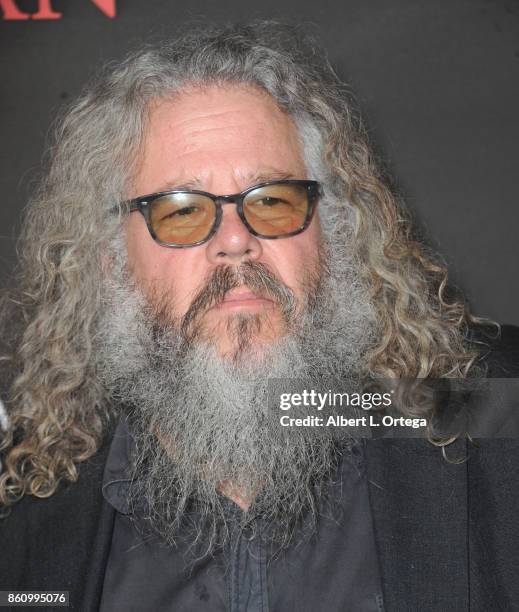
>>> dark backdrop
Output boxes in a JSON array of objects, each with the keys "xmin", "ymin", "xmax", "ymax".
[{"xmin": 1, "ymin": 0, "xmax": 518, "ymax": 324}]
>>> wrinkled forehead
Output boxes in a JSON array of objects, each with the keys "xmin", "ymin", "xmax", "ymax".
[{"xmin": 131, "ymin": 83, "xmax": 308, "ymax": 197}]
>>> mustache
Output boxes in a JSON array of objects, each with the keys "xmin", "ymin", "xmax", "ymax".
[{"xmin": 180, "ymin": 262, "xmax": 296, "ymax": 335}]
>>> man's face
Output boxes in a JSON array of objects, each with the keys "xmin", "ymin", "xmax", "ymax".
[
  {"xmin": 125, "ymin": 84, "xmax": 321, "ymax": 356},
  {"xmin": 101, "ymin": 85, "xmax": 374, "ymax": 546}
]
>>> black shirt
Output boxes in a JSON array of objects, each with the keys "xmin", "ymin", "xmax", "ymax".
[{"xmin": 99, "ymin": 418, "xmax": 385, "ymax": 612}]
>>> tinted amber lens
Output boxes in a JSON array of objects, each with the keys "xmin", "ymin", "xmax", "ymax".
[
  {"xmin": 149, "ymin": 193, "xmax": 217, "ymax": 245},
  {"xmin": 243, "ymin": 184, "xmax": 310, "ymax": 237}
]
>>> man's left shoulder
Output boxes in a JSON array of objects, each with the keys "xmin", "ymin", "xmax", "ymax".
[{"xmin": 469, "ymin": 323, "xmax": 519, "ymax": 377}]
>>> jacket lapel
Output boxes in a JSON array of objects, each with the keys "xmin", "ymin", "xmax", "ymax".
[
  {"xmin": 80, "ymin": 495, "xmax": 115, "ymax": 611},
  {"xmin": 75, "ymin": 433, "xmax": 116, "ymax": 611},
  {"xmin": 364, "ymin": 438, "xmax": 469, "ymax": 612},
  {"xmin": 52, "ymin": 438, "xmax": 116, "ymax": 610}
]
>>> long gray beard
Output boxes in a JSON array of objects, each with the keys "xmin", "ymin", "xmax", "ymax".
[{"xmin": 96, "ymin": 231, "xmax": 376, "ymax": 556}]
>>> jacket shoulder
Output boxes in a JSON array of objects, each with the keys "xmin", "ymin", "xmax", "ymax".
[
  {"xmin": 0, "ymin": 432, "xmax": 113, "ymax": 593},
  {"xmin": 469, "ymin": 323, "xmax": 519, "ymax": 377}
]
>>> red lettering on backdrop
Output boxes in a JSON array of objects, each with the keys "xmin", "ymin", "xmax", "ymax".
[
  {"xmin": 91, "ymin": 0, "xmax": 116, "ymax": 18},
  {"xmin": 32, "ymin": 0, "xmax": 62, "ymax": 20},
  {"xmin": 1, "ymin": 0, "xmax": 117, "ymax": 20},
  {"xmin": 0, "ymin": 0, "xmax": 30, "ymax": 20}
]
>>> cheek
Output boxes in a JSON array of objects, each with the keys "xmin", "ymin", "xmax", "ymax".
[
  {"xmin": 167, "ymin": 258, "xmax": 209, "ymax": 315},
  {"xmin": 263, "ymin": 248, "xmax": 312, "ymax": 303},
  {"xmin": 125, "ymin": 216, "xmax": 208, "ymax": 314},
  {"xmin": 266, "ymin": 222, "xmax": 322, "ymax": 289},
  {"xmin": 125, "ymin": 215, "xmax": 164, "ymax": 283}
]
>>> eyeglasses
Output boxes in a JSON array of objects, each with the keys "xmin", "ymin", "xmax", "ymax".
[{"xmin": 127, "ymin": 179, "xmax": 320, "ymax": 248}]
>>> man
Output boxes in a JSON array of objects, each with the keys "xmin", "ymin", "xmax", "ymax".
[{"xmin": 0, "ymin": 21, "xmax": 518, "ymax": 612}]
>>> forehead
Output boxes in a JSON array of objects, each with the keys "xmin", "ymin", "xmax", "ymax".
[{"xmin": 133, "ymin": 84, "xmax": 307, "ymax": 195}]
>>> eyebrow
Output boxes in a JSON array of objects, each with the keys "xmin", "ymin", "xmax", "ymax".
[{"xmin": 152, "ymin": 170, "xmax": 300, "ymax": 194}]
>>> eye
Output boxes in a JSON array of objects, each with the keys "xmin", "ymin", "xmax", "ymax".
[
  {"xmin": 253, "ymin": 197, "xmax": 288, "ymax": 207},
  {"xmin": 162, "ymin": 205, "xmax": 199, "ymax": 220}
]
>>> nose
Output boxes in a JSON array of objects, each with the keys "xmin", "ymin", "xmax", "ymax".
[{"xmin": 205, "ymin": 203, "xmax": 262, "ymax": 264}]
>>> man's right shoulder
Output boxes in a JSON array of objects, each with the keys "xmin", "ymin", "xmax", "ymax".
[
  {"xmin": 1, "ymin": 428, "xmax": 113, "ymax": 523},
  {"xmin": 0, "ymin": 428, "xmax": 112, "ymax": 590}
]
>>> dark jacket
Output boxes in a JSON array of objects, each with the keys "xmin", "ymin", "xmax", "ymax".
[{"xmin": 1, "ymin": 325, "xmax": 519, "ymax": 612}]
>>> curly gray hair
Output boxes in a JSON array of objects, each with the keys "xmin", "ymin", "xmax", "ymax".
[{"xmin": 0, "ymin": 21, "xmax": 480, "ymax": 509}]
